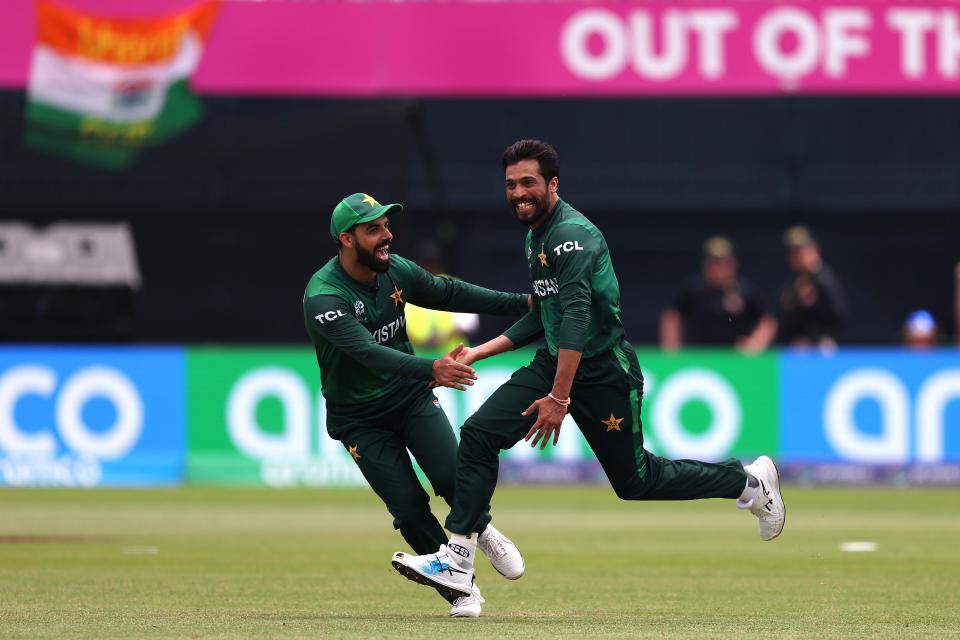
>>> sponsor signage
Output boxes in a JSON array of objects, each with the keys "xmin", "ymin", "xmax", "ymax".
[
  {"xmin": 781, "ymin": 351, "xmax": 960, "ymax": 463},
  {"xmin": 1, "ymin": 346, "xmax": 956, "ymax": 486},
  {"xmin": 7, "ymin": 1, "xmax": 960, "ymax": 96},
  {"xmin": 0, "ymin": 347, "xmax": 184, "ymax": 486},
  {"xmin": 185, "ymin": 348, "xmax": 779, "ymax": 486},
  {"xmin": 186, "ymin": 348, "xmax": 365, "ymax": 487},
  {"xmin": 636, "ymin": 350, "xmax": 779, "ymax": 462}
]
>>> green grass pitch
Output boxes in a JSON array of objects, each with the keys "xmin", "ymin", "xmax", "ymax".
[{"xmin": 1, "ymin": 486, "xmax": 959, "ymax": 639}]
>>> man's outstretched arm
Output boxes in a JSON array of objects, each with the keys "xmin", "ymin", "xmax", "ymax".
[
  {"xmin": 306, "ymin": 294, "xmax": 477, "ymax": 389},
  {"xmin": 399, "ymin": 256, "xmax": 529, "ymax": 315}
]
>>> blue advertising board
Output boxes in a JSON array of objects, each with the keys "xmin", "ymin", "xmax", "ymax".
[
  {"xmin": 0, "ymin": 347, "xmax": 185, "ymax": 486},
  {"xmin": 781, "ymin": 350, "xmax": 960, "ymax": 463}
]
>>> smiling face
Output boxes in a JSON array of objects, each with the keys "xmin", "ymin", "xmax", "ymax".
[
  {"xmin": 343, "ymin": 216, "xmax": 393, "ymax": 273},
  {"xmin": 505, "ymin": 159, "xmax": 559, "ymax": 228}
]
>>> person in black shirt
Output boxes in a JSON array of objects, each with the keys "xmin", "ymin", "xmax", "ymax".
[
  {"xmin": 778, "ymin": 226, "xmax": 849, "ymax": 348},
  {"xmin": 660, "ymin": 236, "xmax": 777, "ymax": 352}
]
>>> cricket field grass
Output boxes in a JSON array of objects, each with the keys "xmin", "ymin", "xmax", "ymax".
[{"xmin": 1, "ymin": 486, "xmax": 959, "ymax": 639}]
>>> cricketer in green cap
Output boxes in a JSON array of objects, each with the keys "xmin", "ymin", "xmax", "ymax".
[{"xmin": 330, "ymin": 192, "xmax": 403, "ymax": 239}]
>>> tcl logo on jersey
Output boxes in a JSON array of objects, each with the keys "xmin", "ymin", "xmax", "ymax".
[
  {"xmin": 532, "ymin": 278, "xmax": 560, "ymax": 298},
  {"xmin": 314, "ymin": 310, "xmax": 346, "ymax": 324},
  {"xmin": 552, "ymin": 240, "xmax": 583, "ymax": 255}
]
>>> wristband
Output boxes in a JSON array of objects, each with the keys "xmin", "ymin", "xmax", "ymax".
[{"xmin": 548, "ymin": 392, "xmax": 571, "ymax": 407}]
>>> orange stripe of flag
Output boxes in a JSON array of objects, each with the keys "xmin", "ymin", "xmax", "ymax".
[{"xmin": 37, "ymin": 0, "xmax": 219, "ymax": 66}]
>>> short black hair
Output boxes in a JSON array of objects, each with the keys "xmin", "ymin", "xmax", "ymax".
[{"xmin": 502, "ymin": 139, "xmax": 560, "ymax": 183}]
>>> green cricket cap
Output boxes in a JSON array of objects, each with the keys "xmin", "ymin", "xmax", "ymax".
[{"xmin": 330, "ymin": 193, "xmax": 403, "ymax": 239}]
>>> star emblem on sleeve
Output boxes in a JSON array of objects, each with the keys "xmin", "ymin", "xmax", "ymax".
[
  {"xmin": 348, "ymin": 444, "xmax": 361, "ymax": 460},
  {"xmin": 389, "ymin": 284, "xmax": 404, "ymax": 306},
  {"xmin": 537, "ymin": 243, "xmax": 549, "ymax": 267},
  {"xmin": 602, "ymin": 413, "xmax": 624, "ymax": 432}
]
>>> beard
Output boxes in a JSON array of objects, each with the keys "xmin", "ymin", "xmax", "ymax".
[
  {"xmin": 356, "ymin": 241, "xmax": 391, "ymax": 273},
  {"xmin": 511, "ymin": 192, "xmax": 552, "ymax": 227}
]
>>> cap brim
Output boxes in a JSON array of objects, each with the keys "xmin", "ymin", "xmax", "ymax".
[{"xmin": 353, "ymin": 202, "xmax": 403, "ymax": 227}]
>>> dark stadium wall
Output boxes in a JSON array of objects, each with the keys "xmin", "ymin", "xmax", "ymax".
[{"xmin": 3, "ymin": 91, "xmax": 959, "ymax": 344}]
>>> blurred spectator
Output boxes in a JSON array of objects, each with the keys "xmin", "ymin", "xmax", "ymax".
[
  {"xmin": 660, "ymin": 236, "xmax": 776, "ymax": 353},
  {"xmin": 405, "ymin": 244, "xmax": 479, "ymax": 352},
  {"xmin": 902, "ymin": 310, "xmax": 939, "ymax": 350},
  {"xmin": 778, "ymin": 226, "xmax": 849, "ymax": 349}
]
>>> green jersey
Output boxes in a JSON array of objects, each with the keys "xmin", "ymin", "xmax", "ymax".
[
  {"xmin": 304, "ymin": 254, "xmax": 527, "ymax": 406},
  {"xmin": 503, "ymin": 199, "xmax": 624, "ymax": 358}
]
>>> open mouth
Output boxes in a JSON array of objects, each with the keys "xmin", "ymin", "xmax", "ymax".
[
  {"xmin": 514, "ymin": 200, "xmax": 535, "ymax": 215},
  {"xmin": 375, "ymin": 244, "xmax": 390, "ymax": 261}
]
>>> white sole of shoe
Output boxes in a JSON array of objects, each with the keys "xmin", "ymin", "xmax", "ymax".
[
  {"xmin": 391, "ymin": 553, "xmax": 473, "ymax": 599},
  {"xmin": 760, "ymin": 455, "xmax": 786, "ymax": 541},
  {"xmin": 492, "ymin": 566, "xmax": 524, "ymax": 580}
]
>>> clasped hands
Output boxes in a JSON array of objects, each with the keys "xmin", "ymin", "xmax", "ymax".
[{"xmin": 429, "ymin": 344, "xmax": 478, "ymax": 391}]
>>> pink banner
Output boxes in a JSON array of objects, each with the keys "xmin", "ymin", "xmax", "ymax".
[{"xmin": 6, "ymin": 1, "xmax": 960, "ymax": 95}]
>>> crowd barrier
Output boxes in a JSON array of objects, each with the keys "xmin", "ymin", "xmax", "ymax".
[{"xmin": 0, "ymin": 346, "xmax": 958, "ymax": 487}]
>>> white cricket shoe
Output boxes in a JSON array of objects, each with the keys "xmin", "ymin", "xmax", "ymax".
[
  {"xmin": 478, "ymin": 523, "xmax": 525, "ymax": 579},
  {"xmin": 449, "ymin": 585, "xmax": 485, "ymax": 618},
  {"xmin": 391, "ymin": 544, "xmax": 474, "ymax": 600},
  {"xmin": 738, "ymin": 455, "xmax": 786, "ymax": 541}
]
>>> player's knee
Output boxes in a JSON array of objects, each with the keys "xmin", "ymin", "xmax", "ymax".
[
  {"xmin": 457, "ymin": 423, "xmax": 501, "ymax": 460},
  {"xmin": 457, "ymin": 417, "xmax": 514, "ymax": 465},
  {"xmin": 459, "ymin": 416, "xmax": 482, "ymax": 439},
  {"xmin": 611, "ymin": 482, "xmax": 635, "ymax": 500},
  {"xmin": 610, "ymin": 477, "xmax": 650, "ymax": 501}
]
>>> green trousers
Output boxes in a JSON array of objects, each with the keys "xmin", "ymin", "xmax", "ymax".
[
  {"xmin": 326, "ymin": 382, "xmax": 492, "ymax": 571},
  {"xmin": 445, "ymin": 341, "xmax": 747, "ymax": 535}
]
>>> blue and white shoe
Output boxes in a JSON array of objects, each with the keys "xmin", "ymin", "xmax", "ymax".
[{"xmin": 392, "ymin": 544, "xmax": 474, "ymax": 600}]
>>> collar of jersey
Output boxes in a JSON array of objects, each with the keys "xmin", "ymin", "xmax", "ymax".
[{"xmin": 334, "ymin": 256, "xmax": 381, "ymax": 290}]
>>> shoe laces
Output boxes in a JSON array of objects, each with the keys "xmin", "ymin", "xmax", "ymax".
[
  {"xmin": 480, "ymin": 532, "xmax": 507, "ymax": 559},
  {"xmin": 758, "ymin": 479, "xmax": 774, "ymax": 514}
]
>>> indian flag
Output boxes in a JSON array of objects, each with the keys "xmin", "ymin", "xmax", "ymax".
[{"xmin": 25, "ymin": 0, "xmax": 219, "ymax": 169}]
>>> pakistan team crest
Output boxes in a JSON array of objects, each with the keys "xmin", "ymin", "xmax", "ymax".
[{"xmin": 354, "ymin": 300, "xmax": 366, "ymax": 322}]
